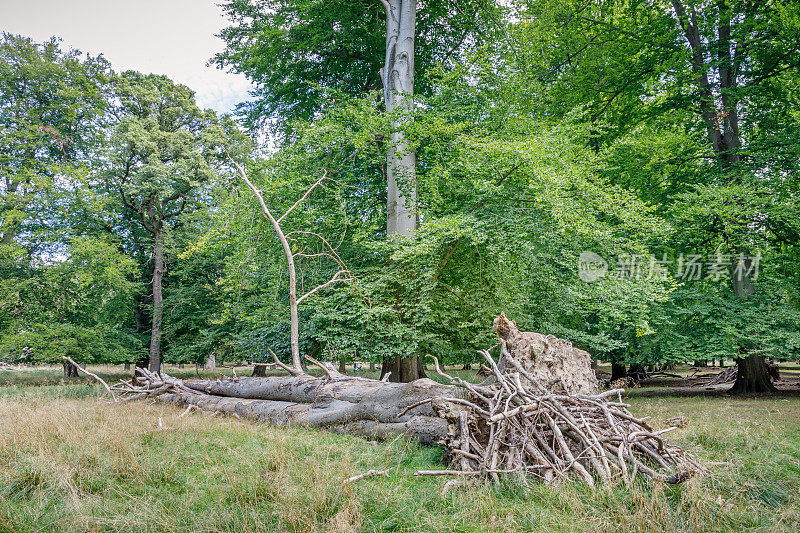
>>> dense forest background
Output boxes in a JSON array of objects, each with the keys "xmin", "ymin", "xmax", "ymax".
[{"xmin": 2, "ymin": 0, "xmax": 800, "ymax": 391}]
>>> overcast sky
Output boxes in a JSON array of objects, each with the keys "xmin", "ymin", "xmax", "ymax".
[{"xmin": 0, "ymin": 0, "xmax": 253, "ymax": 114}]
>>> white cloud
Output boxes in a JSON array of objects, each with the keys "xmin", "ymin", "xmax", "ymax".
[{"xmin": 0, "ymin": 0, "xmax": 253, "ymax": 115}]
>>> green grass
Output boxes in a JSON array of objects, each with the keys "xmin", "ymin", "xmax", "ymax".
[{"xmin": 1, "ymin": 369, "xmax": 799, "ymax": 532}]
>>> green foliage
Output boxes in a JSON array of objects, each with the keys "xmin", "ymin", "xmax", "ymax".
[
  {"xmin": 0, "ymin": 236, "xmax": 142, "ymax": 364},
  {"xmin": 213, "ymin": 82, "xmax": 673, "ymax": 364},
  {"xmin": 0, "ymin": 33, "xmax": 109, "ymax": 256},
  {"xmin": 214, "ymin": 0, "xmax": 504, "ymax": 131},
  {"xmin": 3, "ymin": 1, "xmax": 800, "ymax": 371}
]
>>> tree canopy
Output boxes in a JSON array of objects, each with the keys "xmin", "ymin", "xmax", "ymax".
[{"xmin": 1, "ymin": 1, "xmax": 799, "ymax": 392}]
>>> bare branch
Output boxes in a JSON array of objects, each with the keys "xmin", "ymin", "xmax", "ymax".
[
  {"xmin": 269, "ymin": 348, "xmax": 305, "ymax": 377},
  {"xmin": 304, "ymin": 354, "xmax": 344, "ymax": 379},
  {"xmin": 277, "ymin": 169, "xmax": 329, "ymax": 224},
  {"xmin": 345, "ymin": 469, "xmax": 388, "ymax": 484},
  {"xmin": 63, "ymin": 357, "xmax": 118, "ymax": 402},
  {"xmin": 297, "ymin": 270, "xmax": 352, "ymax": 305}
]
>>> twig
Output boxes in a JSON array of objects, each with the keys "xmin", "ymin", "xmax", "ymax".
[{"xmin": 344, "ymin": 469, "xmax": 388, "ymax": 484}]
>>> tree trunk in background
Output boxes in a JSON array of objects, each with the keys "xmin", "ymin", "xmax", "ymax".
[
  {"xmin": 381, "ymin": 0, "xmax": 425, "ymax": 381},
  {"xmin": 148, "ymin": 228, "xmax": 165, "ymax": 373},
  {"xmin": 380, "ymin": 356, "xmax": 427, "ymax": 383},
  {"xmin": 728, "ymin": 256, "xmax": 776, "ymax": 393},
  {"xmin": 627, "ymin": 365, "xmax": 647, "ymax": 381},
  {"xmin": 338, "ymin": 352, "xmax": 347, "ymax": 374},
  {"xmin": 671, "ymin": 3, "xmax": 775, "ymax": 394},
  {"xmin": 204, "ymin": 353, "xmax": 216, "ymax": 372},
  {"xmin": 369, "ymin": 361, "xmax": 375, "ymax": 372},
  {"xmin": 730, "ymin": 353, "xmax": 777, "ymax": 393},
  {"xmin": 62, "ymin": 361, "xmax": 79, "ymax": 378},
  {"xmin": 384, "ymin": 0, "xmax": 418, "ymax": 238},
  {"xmin": 252, "ymin": 364, "xmax": 267, "ymax": 377},
  {"xmin": 611, "ymin": 363, "xmax": 626, "ymax": 381}
]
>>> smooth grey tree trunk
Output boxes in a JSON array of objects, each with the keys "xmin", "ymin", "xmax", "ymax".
[
  {"xmin": 380, "ymin": 0, "xmax": 425, "ymax": 382},
  {"xmin": 383, "ymin": 0, "xmax": 418, "ymax": 237},
  {"xmin": 148, "ymin": 229, "xmax": 165, "ymax": 373}
]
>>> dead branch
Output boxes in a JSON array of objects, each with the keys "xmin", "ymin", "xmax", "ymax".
[
  {"xmin": 305, "ymin": 354, "xmax": 343, "ymax": 379},
  {"xmin": 344, "ymin": 469, "xmax": 388, "ymax": 484},
  {"xmin": 63, "ymin": 357, "xmax": 118, "ymax": 402},
  {"xmin": 428, "ymin": 347, "xmax": 706, "ymax": 486}
]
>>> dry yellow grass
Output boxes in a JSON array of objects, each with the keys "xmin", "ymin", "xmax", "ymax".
[{"xmin": 0, "ymin": 374, "xmax": 799, "ymax": 532}]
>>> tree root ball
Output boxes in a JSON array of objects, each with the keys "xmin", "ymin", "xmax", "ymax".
[{"xmin": 494, "ymin": 313, "xmax": 599, "ymax": 395}]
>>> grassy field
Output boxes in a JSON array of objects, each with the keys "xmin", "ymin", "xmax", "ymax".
[{"xmin": 1, "ymin": 368, "xmax": 799, "ymax": 532}]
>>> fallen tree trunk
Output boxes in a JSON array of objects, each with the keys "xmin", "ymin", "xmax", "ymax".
[
  {"xmin": 122, "ymin": 361, "xmax": 453, "ymax": 444},
  {"xmin": 110, "ymin": 316, "xmax": 703, "ymax": 485}
]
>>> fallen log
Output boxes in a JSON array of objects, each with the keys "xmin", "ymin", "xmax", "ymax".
[
  {"xmin": 111, "ymin": 316, "xmax": 704, "ymax": 486},
  {"xmin": 118, "ymin": 364, "xmax": 453, "ymax": 444}
]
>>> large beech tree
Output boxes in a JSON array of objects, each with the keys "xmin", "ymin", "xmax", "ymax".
[
  {"xmin": 379, "ymin": 0, "xmax": 425, "ymax": 381},
  {"xmin": 0, "ymin": 34, "xmax": 107, "ymax": 252},
  {"xmin": 97, "ymin": 72, "xmax": 226, "ymax": 372},
  {"xmin": 216, "ymin": 0, "xmax": 494, "ymax": 381}
]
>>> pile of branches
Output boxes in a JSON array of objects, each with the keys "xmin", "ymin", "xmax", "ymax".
[
  {"xmin": 0, "ymin": 361, "xmax": 24, "ymax": 371},
  {"xmin": 693, "ymin": 366, "xmax": 738, "ymax": 386},
  {"xmin": 428, "ymin": 348, "xmax": 705, "ymax": 487}
]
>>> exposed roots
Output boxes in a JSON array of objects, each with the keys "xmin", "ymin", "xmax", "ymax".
[{"xmin": 426, "ymin": 348, "xmax": 706, "ymax": 487}]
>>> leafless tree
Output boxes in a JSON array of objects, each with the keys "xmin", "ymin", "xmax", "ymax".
[{"xmin": 228, "ymin": 156, "xmax": 352, "ymax": 371}]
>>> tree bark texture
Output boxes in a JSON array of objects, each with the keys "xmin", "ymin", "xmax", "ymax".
[
  {"xmin": 380, "ymin": 0, "xmax": 425, "ymax": 381},
  {"xmin": 383, "ymin": 0, "xmax": 418, "ymax": 236},
  {"xmin": 148, "ymin": 228, "xmax": 165, "ymax": 372},
  {"xmin": 62, "ymin": 361, "xmax": 79, "ymax": 378},
  {"xmin": 611, "ymin": 362, "xmax": 626, "ymax": 382},
  {"xmin": 380, "ymin": 355, "xmax": 426, "ymax": 383},
  {"xmin": 167, "ymin": 374, "xmax": 453, "ymax": 444},
  {"xmin": 730, "ymin": 353, "xmax": 778, "ymax": 393}
]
